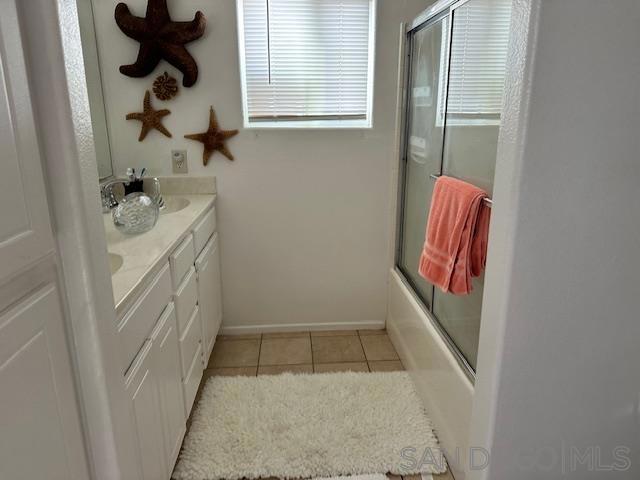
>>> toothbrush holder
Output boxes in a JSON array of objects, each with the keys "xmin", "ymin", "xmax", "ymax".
[{"xmin": 124, "ymin": 180, "xmax": 144, "ymax": 196}]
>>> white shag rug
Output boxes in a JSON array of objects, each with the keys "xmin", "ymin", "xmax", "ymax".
[
  {"xmin": 314, "ymin": 475, "xmax": 389, "ymax": 480},
  {"xmin": 315, "ymin": 476, "xmax": 433, "ymax": 480},
  {"xmin": 173, "ymin": 371, "xmax": 447, "ymax": 480}
]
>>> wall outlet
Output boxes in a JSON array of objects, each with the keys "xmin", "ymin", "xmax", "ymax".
[{"xmin": 171, "ymin": 150, "xmax": 188, "ymax": 174}]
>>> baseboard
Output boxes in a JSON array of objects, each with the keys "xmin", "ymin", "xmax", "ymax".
[{"xmin": 220, "ymin": 320, "xmax": 386, "ymax": 335}]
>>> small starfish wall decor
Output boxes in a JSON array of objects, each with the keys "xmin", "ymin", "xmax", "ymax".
[
  {"xmin": 126, "ymin": 90, "xmax": 172, "ymax": 141},
  {"xmin": 153, "ymin": 71, "xmax": 178, "ymax": 100},
  {"xmin": 184, "ymin": 107, "xmax": 238, "ymax": 165},
  {"xmin": 115, "ymin": 0, "xmax": 206, "ymax": 87}
]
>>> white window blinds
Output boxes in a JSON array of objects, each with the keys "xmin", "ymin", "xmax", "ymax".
[
  {"xmin": 443, "ymin": 0, "xmax": 512, "ymax": 119},
  {"xmin": 238, "ymin": 0, "xmax": 375, "ymax": 125}
]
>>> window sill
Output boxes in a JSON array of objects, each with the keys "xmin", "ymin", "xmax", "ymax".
[{"xmin": 244, "ymin": 118, "xmax": 373, "ymax": 130}]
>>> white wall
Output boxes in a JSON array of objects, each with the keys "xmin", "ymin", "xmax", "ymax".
[
  {"xmin": 91, "ymin": 0, "xmax": 430, "ymax": 331},
  {"xmin": 469, "ymin": 0, "xmax": 640, "ymax": 478}
]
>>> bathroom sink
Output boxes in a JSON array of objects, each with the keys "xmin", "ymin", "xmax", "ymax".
[
  {"xmin": 109, "ymin": 253, "xmax": 123, "ymax": 275},
  {"xmin": 160, "ymin": 197, "xmax": 190, "ymax": 215}
]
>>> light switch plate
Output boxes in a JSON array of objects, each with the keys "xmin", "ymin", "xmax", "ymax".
[{"xmin": 172, "ymin": 150, "xmax": 188, "ymax": 174}]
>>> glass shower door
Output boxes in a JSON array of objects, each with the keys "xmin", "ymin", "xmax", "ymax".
[
  {"xmin": 432, "ymin": 0, "xmax": 511, "ymax": 371},
  {"xmin": 397, "ymin": 0, "xmax": 512, "ymax": 374},
  {"xmin": 397, "ymin": 14, "xmax": 449, "ymax": 309}
]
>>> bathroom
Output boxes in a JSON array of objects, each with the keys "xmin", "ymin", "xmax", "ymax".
[{"xmin": 1, "ymin": 0, "xmax": 638, "ymax": 480}]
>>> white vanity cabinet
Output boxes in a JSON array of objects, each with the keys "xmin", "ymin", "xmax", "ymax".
[
  {"xmin": 125, "ymin": 340, "xmax": 166, "ymax": 480},
  {"xmin": 120, "ymin": 275, "xmax": 182, "ymax": 480},
  {"xmin": 196, "ymin": 233, "xmax": 223, "ymax": 362},
  {"xmin": 193, "ymin": 207, "xmax": 222, "ymax": 365},
  {"xmin": 118, "ymin": 264, "xmax": 172, "ymax": 373},
  {"xmin": 193, "ymin": 205, "xmax": 217, "ymax": 256},
  {"xmin": 170, "ymin": 204, "xmax": 222, "ymax": 380},
  {"xmin": 170, "ymin": 235, "xmax": 204, "ymax": 417},
  {"xmin": 151, "ymin": 303, "xmax": 186, "ymax": 475},
  {"xmin": 117, "ymin": 203, "xmax": 222, "ymax": 479}
]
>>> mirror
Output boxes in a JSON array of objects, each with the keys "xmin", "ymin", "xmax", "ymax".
[{"xmin": 76, "ymin": 0, "xmax": 114, "ymax": 180}]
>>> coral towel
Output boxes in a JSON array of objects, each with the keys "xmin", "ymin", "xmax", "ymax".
[{"xmin": 418, "ymin": 176, "xmax": 491, "ymax": 295}]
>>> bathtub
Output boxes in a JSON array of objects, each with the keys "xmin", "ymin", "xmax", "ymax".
[{"xmin": 387, "ymin": 269, "xmax": 474, "ymax": 480}]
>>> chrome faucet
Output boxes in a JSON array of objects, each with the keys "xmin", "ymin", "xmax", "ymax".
[{"xmin": 100, "ymin": 179, "xmax": 128, "ymax": 213}]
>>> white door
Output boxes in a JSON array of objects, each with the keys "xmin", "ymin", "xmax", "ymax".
[
  {"xmin": 0, "ymin": 283, "xmax": 91, "ymax": 480},
  {"xmin": 0, "ymin": 1, "xmax": 91, "ymax": 478},
  {"xmin": 0, "ymin": 0, "xmax": 55, "ymax": 285},
  {"xmin": 195, "ymin": 234, "xmax": 223, "ymax": 363}
]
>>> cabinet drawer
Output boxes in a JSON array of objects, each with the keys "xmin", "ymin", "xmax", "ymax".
[
  {"xmin": 182, "ymin": 343, "xmax": 203, "ymax": 418},
  {"xmin": 179, "ymin": 305, "xmax": 201, "ymax": 379},
  {"xmin": 174, "ymin": 266, "xmax": 197, "ymax": 334},
  {"xmin": 193, "ymin": 207, "xmax": 216, "ymax": 256},
  {"xmin": 119, "ymin": 263, "xmax": 172, "ymax": 373},
  {"xmin": 169, "ymin": 234, "xmax": 195, "ymax": 288},
  {"xmin": 124, "ymin": 340, "xmax": 151, "ymax": 391}
]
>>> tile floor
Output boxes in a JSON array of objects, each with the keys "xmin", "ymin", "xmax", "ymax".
[
  {"xmin": 185, "ymin": 329, "xmax": 454, "ymax": 480},
  {"xmin": 206, "ymin": 329, "xmax": 403, "ymax": 376}
]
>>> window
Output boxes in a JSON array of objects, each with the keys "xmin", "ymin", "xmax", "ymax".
[
  {"xmin": 437, "ymin": 0, "xmax": 512, "ymax": 125},
  {"xmin": 237, "ymin": 0, "xmax": 376, "ymax": 128}
]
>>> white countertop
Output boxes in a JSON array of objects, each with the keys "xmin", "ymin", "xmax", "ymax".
[{"xmin": 105, "ymin": 194, "xmax": 216, "ymax": 316}]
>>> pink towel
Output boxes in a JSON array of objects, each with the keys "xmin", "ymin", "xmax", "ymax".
[{"xmin": 418, "ymin": 176, "xmax": 491, "ymax": 295}]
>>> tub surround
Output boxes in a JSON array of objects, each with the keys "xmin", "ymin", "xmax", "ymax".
[
  {"xmin": 105, "ymin": 178, "xmax": 216, "ymax": 316},
  {"xmin": 387, "ymin": 270, "xmax": 474, "ymax": 480}
]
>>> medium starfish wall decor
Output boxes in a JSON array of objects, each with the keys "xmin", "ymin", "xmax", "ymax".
[
  {"xmin": 126, "ymin": 90, "xmax": 172, "ymax": 141},
  {"xmin": 115, "ymin": 0, "xmax": 206, "ymax": 87},
  {"xmin": 184, "ymin": 107, "xmax": 238, "ymax": 165}
]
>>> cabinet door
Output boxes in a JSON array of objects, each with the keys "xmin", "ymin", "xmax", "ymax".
[
  {"xmin": 151, "ymin": 303, "xmax": 186, "ymax": 475},
  {"xmin": 195, "ymin": 234, "xmax": 222, "ymax": 363},
  {"xmin": 210, "ymin": 235, "xmax": 223, "ymax": 341},
  {"xmin": 125, "ymin": 341, "xmax": 166, "ymax": 480},
  {"xmin": 0, "ymin": 0, "xmax": 55, "ymax": 284},
  {"xmin": 0, "ymin": 284, "xmax": 90, "ymax": 480}
]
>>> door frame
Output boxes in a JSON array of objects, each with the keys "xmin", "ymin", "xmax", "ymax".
[{"xmin": 16, "ymin": 1, "xmax": 141, "ymax": 479}]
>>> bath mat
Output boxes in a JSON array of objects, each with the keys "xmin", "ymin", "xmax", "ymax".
[
  {"xmin": 315, "ymin": 475, "xmax": 388, "ymax": 480},
  {"xmin": 314, "ymin": 475, "xmax": 391, "ymax": 480},
  {"xmin": 314, "ymin": 476, "xmax": 432, "ymax": 480},
  {"xmin": 173, "ymin": 371, "xmax": 447, "ymax": 480}
]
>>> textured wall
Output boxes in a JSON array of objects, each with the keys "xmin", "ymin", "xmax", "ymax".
[{"xmin": 470, "ymin": 1, "xmax": 640, "ymax": 478}]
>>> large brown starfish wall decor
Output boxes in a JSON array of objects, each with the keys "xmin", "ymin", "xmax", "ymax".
[
  {"xmin": 126, "ymin": 90, "xmax": 172, "ymax": 141},
  {"xmin": 184, "ymin": 107, "xmax": 238, "ymax": 165},
  {"xmin": 115, "ymin": 0, "xmax": 206, "ymax": 87}
]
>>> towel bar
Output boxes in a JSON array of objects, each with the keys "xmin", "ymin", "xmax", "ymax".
[{"xmin": 429, "ymin": 174, "xmax": 493, "ymax": 208}]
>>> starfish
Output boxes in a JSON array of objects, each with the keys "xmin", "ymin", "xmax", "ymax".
[
  {"xmin": 115, "ymin": 0, "xmax": 206, "ymax": 87},
  {"xmin": 126, "ymin": 90, "xmax": 172, "ymax": 141},
  {"xmin": 184, "ymin": 107, "xmax": 238, "ymax": 165}
]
